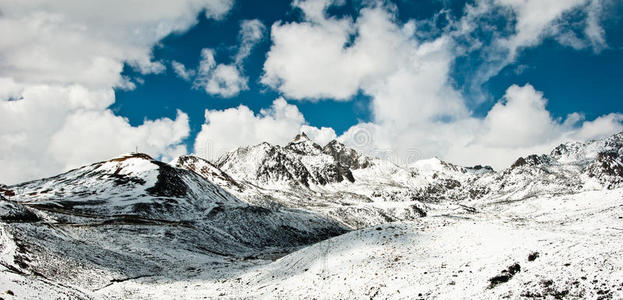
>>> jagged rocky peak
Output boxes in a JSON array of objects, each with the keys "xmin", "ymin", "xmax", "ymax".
[
  {"xmin": 291, "ymin": 132, "xmax": 311, "ymax": 143},
  {"xmin": 285, "ymin": 132, "xmax": 323, "ymax": 155},
  {"xmin": 215, "ymin": 135, "xmax": 363, "ymax": 187},
  {"xmin": 466, "ymin": 164, "xmax": 495, "ymax": 173},
  {"xmin": 510, "ymin": 154, "xmax": 553, "ymax": 169},
  {"xmin": 509, "ymin": 131, "xmax": 623, "ymax": 170},
  {"xmin": 582, "ymin": 133, "xmax": 623, "ymax": 188},
  {"xmin": 322, "ymin": 139, "xmax": 372, "ymax": 170}
]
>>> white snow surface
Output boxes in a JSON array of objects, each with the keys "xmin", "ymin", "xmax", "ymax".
[
  {"xmin": 1, "ymin": 132, "xmax": 623, "ymax": 299},
  {"xmin": 90, "ymin": 188, "xmax": 623, "ymax": 299}
]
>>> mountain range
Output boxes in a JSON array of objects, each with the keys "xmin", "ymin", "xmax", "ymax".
[{"xmin": 1, "ymin": 132, "xmax": 622, "ymax": 299}]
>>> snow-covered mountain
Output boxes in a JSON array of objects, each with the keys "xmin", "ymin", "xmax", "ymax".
[
  {"xmin": 0, "ymin": 153, "xmax": 347, "ymax": 296},
  {"xmin": 177, "ymin": 132, "xmax": 622, "ymax": 228},
  {"xmin": 1, "ymin": 132, "xmax": 622, "ymax": 299}
]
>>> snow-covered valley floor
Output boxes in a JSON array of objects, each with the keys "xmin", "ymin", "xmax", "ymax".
[
  {"xmin": 80, "ymin": 189, "xmax": 623, "ymax": 299},
  {"xmin": 2, "ymin": 132, "xmax": 623, "ymax": 299}
]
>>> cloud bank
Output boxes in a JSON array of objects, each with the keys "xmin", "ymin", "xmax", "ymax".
[
  {"xmin": 195, "ymin": 0, "xmax": 622, "ymax": 170},
  {"xmin": 0, "ymin": 0, "xmax": 234, "ymax": 184}
]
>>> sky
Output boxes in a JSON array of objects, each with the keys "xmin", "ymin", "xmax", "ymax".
[{"xmin": 1, "ymin": 0, "xmax": 623, "ymax": 184}]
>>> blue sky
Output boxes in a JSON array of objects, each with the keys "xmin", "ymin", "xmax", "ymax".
[
  {"xmin": 2, "ymin": 0, "xmax": 623, "ymax": 183},
  {"xmin": 112, "ymin": 0, "xmax": 622, "ymax": 152}
]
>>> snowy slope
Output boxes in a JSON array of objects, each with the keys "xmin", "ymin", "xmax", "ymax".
[
  {"xmin": 0, "ymin": 153, "xmax": 348, "ymax": 297},
  {"xmin": 201, "ymin": 132, "xmax": 623, "ymax": 229},
  {"xmin": 95, "ymin": 188, "xmax": 623, "ymax": 299},
  {"xmin": 1, "ymin": 132, "xmax": 622, "ymax": 299}
]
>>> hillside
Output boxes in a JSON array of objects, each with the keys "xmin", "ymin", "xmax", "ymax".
[{"xmin": 1, "ymin": 132, "xmax": 622, "ymax": 299}]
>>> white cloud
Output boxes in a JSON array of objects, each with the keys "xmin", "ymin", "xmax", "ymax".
[
  {"xmin": 258, "ymin": 0, "xmax": 621, "ymax": 170},
  {"xmin": 584, "ymin": 0, "xmax": 607, "ymax": 52},
  {"xmin": 48, "ymin": 110, "xmax": 189, "ymax": 170},
  {"xmin": 0, "ymin": 0, "xmax": 234, "ymax": 184},
  {"xmin": 202, "ymin": 64, "xmax": 248, "ymax": 98},
  {"xmin": 338, "ymin": 84, "xmax": 623, "ymax": 170},
  {"xmin": 193, "ymin": 49, "xmax": 249, "ymax": 98},
  {"xmin": 194, "ymin": 98, "xmax": 333, "ymax": 160},
  {"xmin": 0, "ymin": 0, "xmax": 233, "ymax": 89},
  {"xmin": 172, "ymin": 61, "xmax": 196, "ymax": 81},
  {"xmin": 555, "ymin": 30, "xmax": 589, "ymax": 50},
  {"xmin": 301, "ymin": 125, "xmax": 337, "ymax": 146},
  {"xmin": 0, "ymin": 84, "xmax": 191, "ymax": 184},
  {"xmin": 456, "ymin": 0, "xmax": 606, "ymax": 101},
  {"xmin": 0, "ymin": 78, "xmax": 24, "ymax": 101},
  {"xmin": 185, "ymin": 19, "xmax": 264, "ymax": 97},
  {"xmin": 262, "ymin": 2, "xmax": 467, "ymax": 129},
  {"xmin": 236, "ymin": 19, "xmax": 266, "ymax": 65},
  {"xmin": 572, "ymin": 113, "xmax": 623, "ymax": 141},
  {"xmin": 476, "ymin": 84, "xmax": 564, "ymax": 148},
  {"xmin": 494, "ymin": 0, "xmax": 587, "ymax": 59}
]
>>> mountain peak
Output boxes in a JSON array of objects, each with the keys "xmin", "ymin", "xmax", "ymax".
[
  {"xmin": 286, "ymin": 133, "xmax": 323, "ymax": 155},
  {"xmin": 291, "ymin": 132, "xmax": 311, "ymax": 143},
  {"xmin": 108, "ymin": 152, "xmax": 154, "ymax": 162}
]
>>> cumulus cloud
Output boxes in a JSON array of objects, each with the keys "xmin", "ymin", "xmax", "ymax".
[
  {"xmin": 0, "ymin": 84, "xmax": 190, "ymax": 184},
  {"xmin": 339, "ymin": 84, "xmax": 623, "ymax": 169},
  {"xmin": 476, "ymin": 84, "xmax": 564, "ymax": 148},
  {"xmin": 259, "ymin": 1, "xmax": 622, "ymax": 170},
  {"xmin": 572, "ymin": 113, "xmax": 623, "ymax": 141},
  {"xmin": 300, "ymin": 125, "xmax": 337, "ymax": 146},
  {"xmin": 0, "ymin": 0, "xmax": 233, "ymax": 184},
  {"xmin": 584, "ymin": 0, "xmax": 607, "ymax": 52},
  {"xmin": 176, "ymin": 19, "xmax": 265, "ymax": 97},
  {"xmin": 194, "ymin": 98, "xmax": 333, "ymax": 160},
  {"xmin": 263, "ymin": 1, "xmax": 467, "ymax": 131},
  {"xmin": 236, "ymin": 19, "xmax": 266, "ymax": 65},
  {"xmin": 172, "ymin": 61, "xmax": 196, "ymax": 81},
  {"xmin": 194, "ymin": 54, "xmax": 249, "ymax": 98},
  {"xmin": 48, "ymin": 110, "xmax": 189, "ymax": 170}
]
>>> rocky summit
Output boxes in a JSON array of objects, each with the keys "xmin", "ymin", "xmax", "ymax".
[{"xmin": 1, "ymin": 132, "xmax": 623, "ymax": 299}]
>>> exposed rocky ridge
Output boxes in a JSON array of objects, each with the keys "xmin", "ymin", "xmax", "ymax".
[
  {"xmin": 0, "ymin": 153, "xmax": 349, "ymax": 294},
  {"xmin": 1, "ymin": 132, "xmax": 623, "ymax": 299},
  {"xmin": 180, "ymin": 132, "xmax": 623, "ymax": 228},
  {"xmin": 215, "ymin": 134, "xmax": 363, "ymax": 188}
]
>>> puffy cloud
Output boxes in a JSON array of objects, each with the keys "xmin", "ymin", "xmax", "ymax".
[
  {"xmin": 194, "ymin": 98, "xmax": 333, "ymax": 160},
  {"xmin": 235, "ymin": 19, "xmax": 266, "ymax": 65},
  {"xmin": 48, "ymin": 110, "xmax": 189, "ymax": 170},
  {"xmin": 584, "ymin": 0, "xmax": 607, "ymax": 52},
  {"xmin": 196, "ymin": 62, "xmax": 248, "ymax": 98},
  {"xmin": 262, "ymin": 0, "xmax": 598, "ymax": 104},
  {"xmin": 300, "ymin": 125, "xmax": 337, "ymax": 146},
  {"xmin": 183, "ymin": 19, "xmax": 265, "ymax": 97},
  {"xmin": 262, "ymin": 2, "xmax": 467, "ymax": 129},
  {"xmin": 572, "ymin": 113, "xmax": 623, "ymax": 141},
  {"xmin": 338, "ymin": 84, "xmax": 623, "ymax": 170},
  {"xmin": 0, "ymin": 0, "xmax": 233, "ymax": 184},
  {"xmin": 171, "ymin": 61, "xmax": 196, "ymax": 81},
  {"xmin": 0, "ymin": 84, "xmax": 190, "ymax": 184},
  {"xmin": 0, "ymin": 0, "xmax": 233, "ymax": 89},
  {"xmin": 476, "ymin": 84, "xmax": 564, "ymax": 148},
  {"xmin": 258, "ymin": 0, "xmax": 621, "ymax": 170}
]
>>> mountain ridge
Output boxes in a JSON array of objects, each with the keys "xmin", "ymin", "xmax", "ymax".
[{"xmin": 1, "ymin": 132, "xmax": 622, "ymax": 299}]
